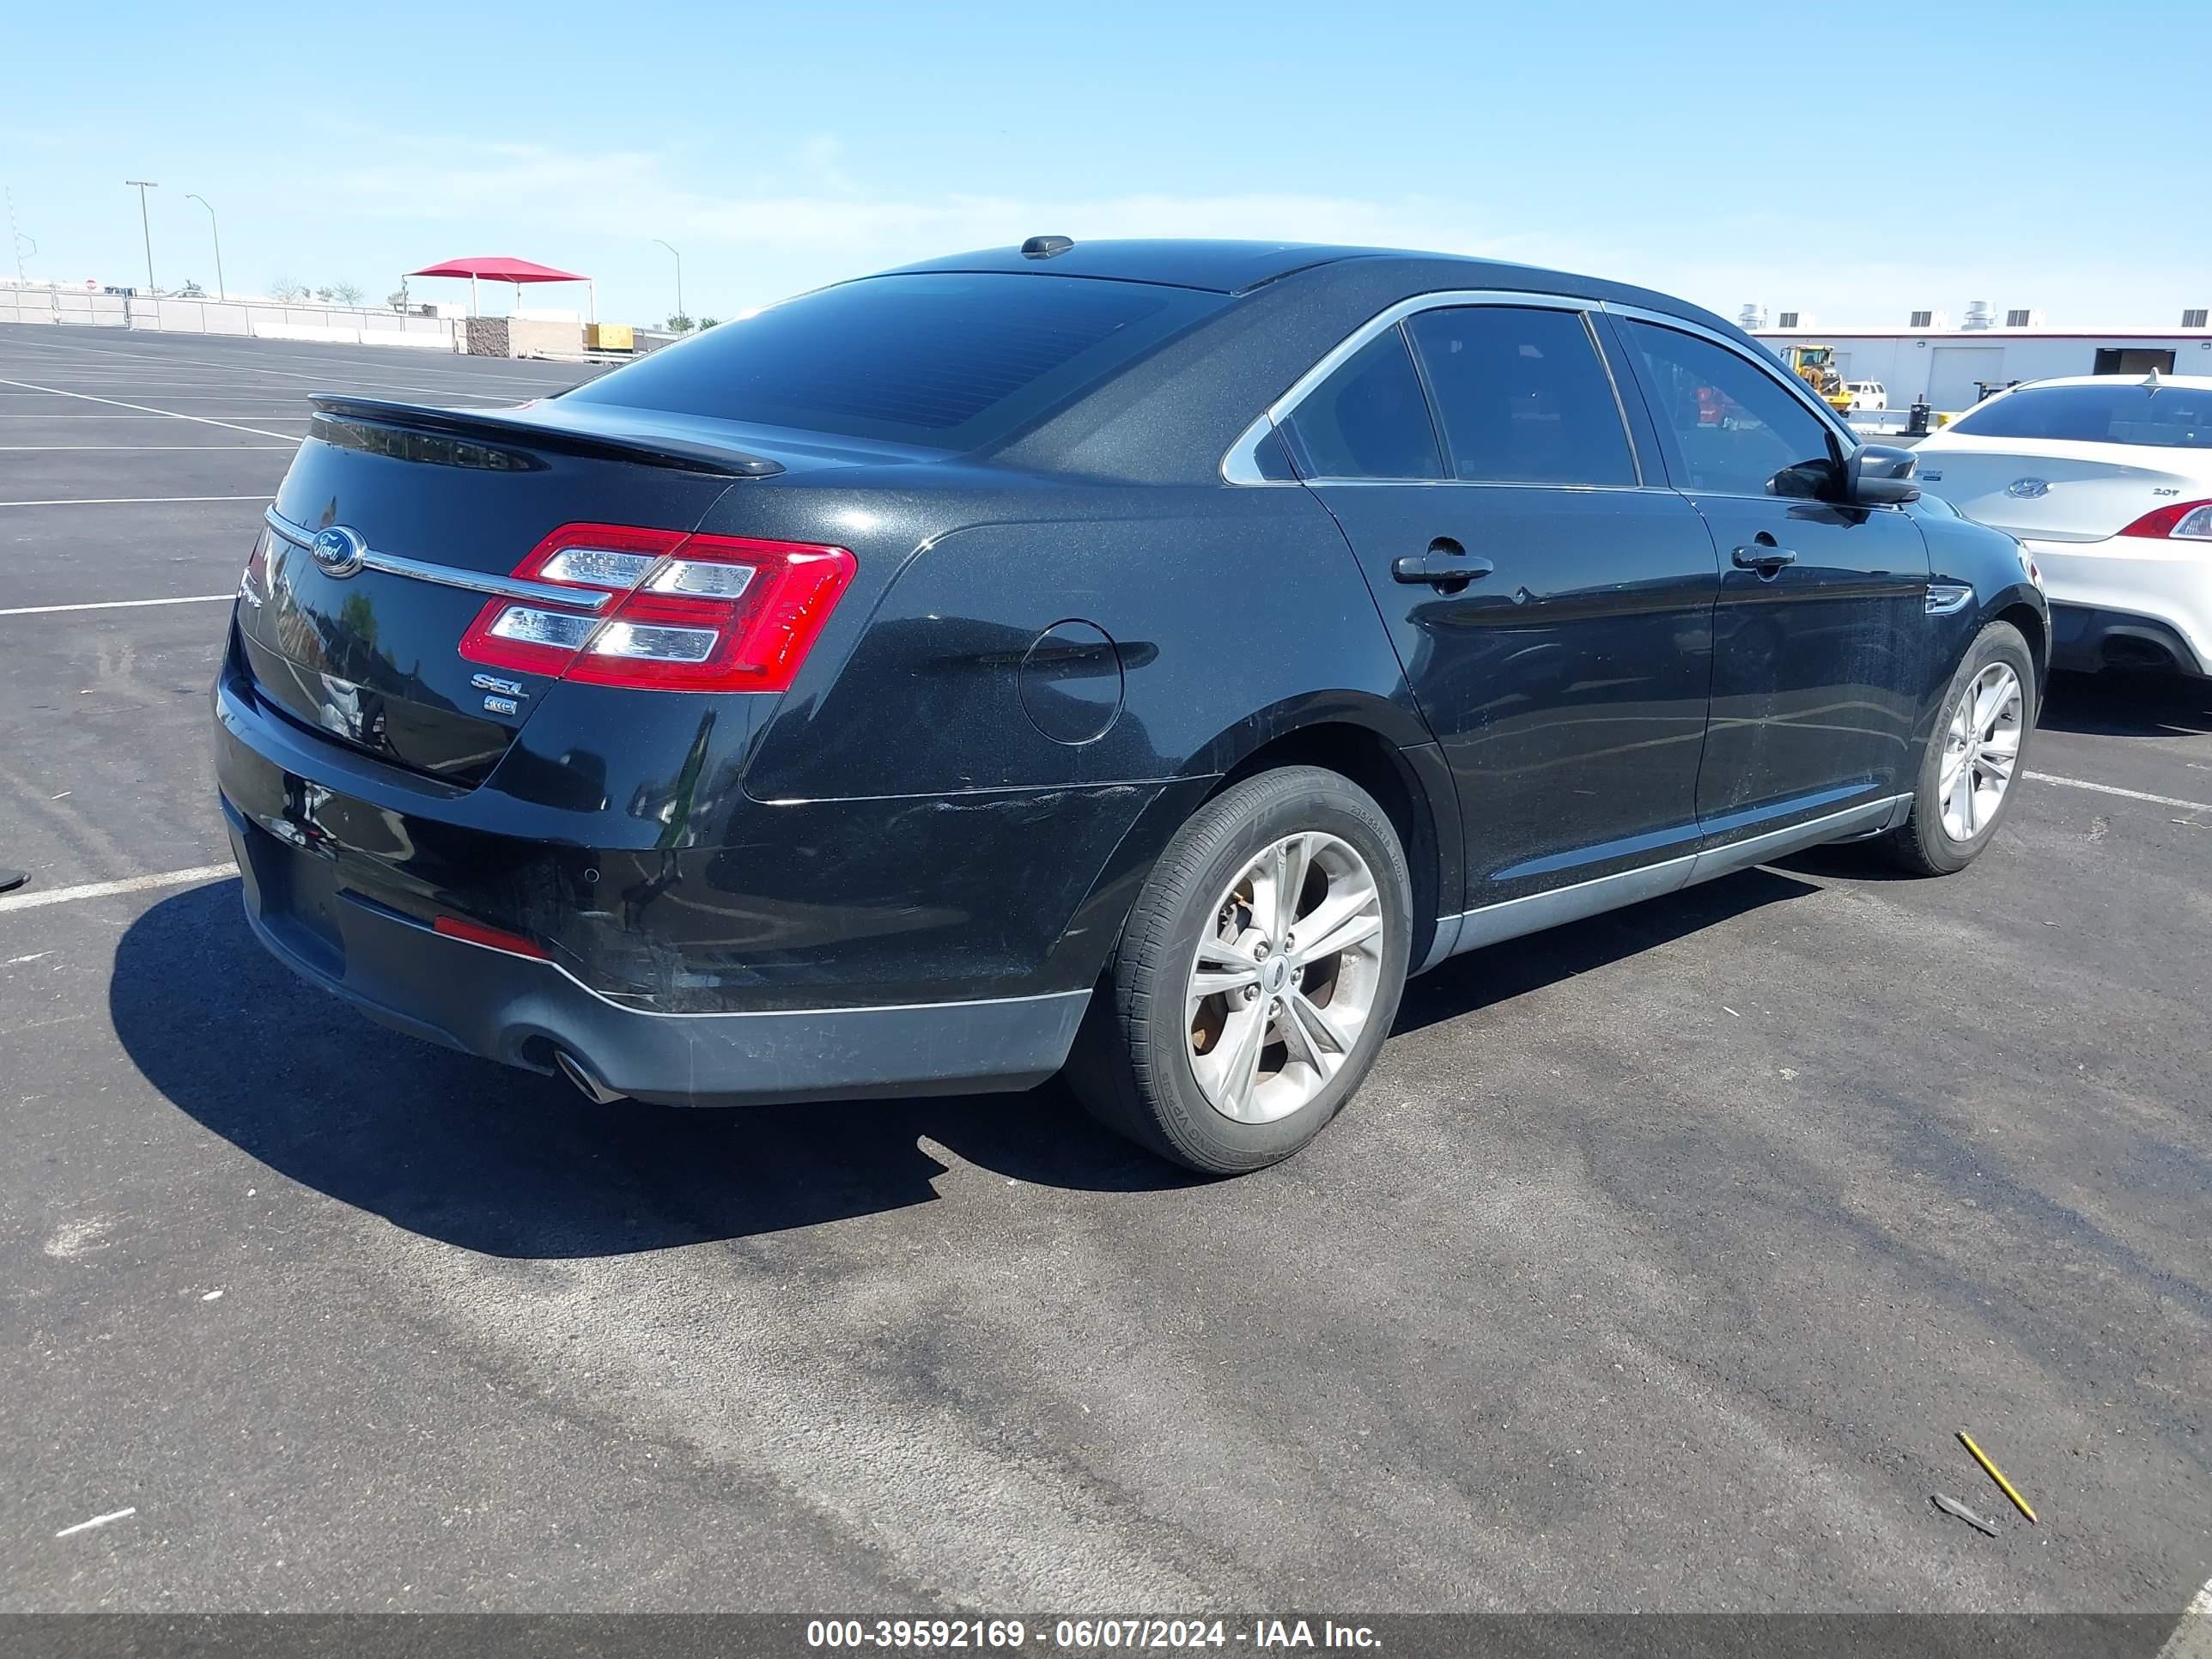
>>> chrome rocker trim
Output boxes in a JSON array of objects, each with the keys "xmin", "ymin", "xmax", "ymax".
[{"xmin": 1416, "ymin": 793, "xmax": 1911, "ymax": 971}]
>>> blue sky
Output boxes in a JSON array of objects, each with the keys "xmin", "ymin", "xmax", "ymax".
[{"xmin": 4, "ymin": 1, "xmax": 2206, "ymax": 327}]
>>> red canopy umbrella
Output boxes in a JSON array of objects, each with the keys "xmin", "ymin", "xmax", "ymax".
[{"xmin": 406, "ymin": 256, "xmax": 593, "ymax": 319}]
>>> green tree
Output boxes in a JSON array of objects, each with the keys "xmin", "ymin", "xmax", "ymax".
[
  {"xmin": 331, "ymin": 281, "xmax": 366, "ymax": 306},
  {"xmin": 665, "ymin": 313, "xmax": 695, "ymax": 333},
  {"xmin": 696, "ymin": 315, "xmax": 720, "ymax": 330}
]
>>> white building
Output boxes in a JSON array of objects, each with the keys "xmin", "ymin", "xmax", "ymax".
[{"xmin": 1748, "ymin": 302, "xmax": 2212, "ymax": 412}]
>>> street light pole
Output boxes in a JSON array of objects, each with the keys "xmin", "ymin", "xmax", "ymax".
[
  {"xmin": 653, "ymin": 238, "xmax": 684, "ymax": 322},
  {"xmin": 125, "ymin": 179, "xmax": 158, "ymax": 295},
  {"xmin": 185, "ymin": 193, "xmax": 224, "ymax": 300}
]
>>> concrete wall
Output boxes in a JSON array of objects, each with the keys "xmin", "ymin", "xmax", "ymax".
[
  {"xmin": 0, "ymin": 286, "xmax": 459, "ymax": 349},
  {"xmin": 456, "ymin": 315, "xmax": 583, "ymax": 358},
  {"xmin": 505, "ymin": 316, "xmax": 580, "ymax": 358}
]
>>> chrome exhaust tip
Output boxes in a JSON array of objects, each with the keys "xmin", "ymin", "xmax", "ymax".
[{"xmin": 553, "ymin": 1048, "xmax": 626, "ymax": 1106}]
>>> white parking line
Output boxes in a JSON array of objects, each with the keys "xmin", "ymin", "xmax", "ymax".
[
  {"xmin": 1, "ymin": 397, "xmax": 300, "ymax": 405},
  {"xmin": 2157, "ymin": 1579, "xmax": 2212, "ymax": 1659},
  {"xmin": 0, "ymin": 376, "xmax": 301, "ymax": 440},
  {"xmin": 0, "ymin": 865, "xmax": 235, "ymax": 915},
  {"xmin": 52, "ymin": 1507, "xmax": 137, "ymax": 1540},
  {"xmin": 3, "ymin": 337, "xmax": 574, "ymax": 399},
  {"xmin": 0, "ymin": 495, "xmax": 266, "ymax": 507},
  {"xmin": 0, "ymin": 594, "xmax": 234, "ymax": 617},
  {"xmin": 2027, "ymin": 772, "xmax": 2212, "ymax": 814}
]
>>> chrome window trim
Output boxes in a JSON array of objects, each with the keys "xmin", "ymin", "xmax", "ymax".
[
  {"xmin": 1221, "ymin": 288, "xmax": 1642, "ymax": 488},
  {"xmin": 1219, "ymin": 419, "xmax": 1291, "ymax": 486},
  {"xmin": 264, "ymin": 507, "xmax": 612, "ymax": 612}
]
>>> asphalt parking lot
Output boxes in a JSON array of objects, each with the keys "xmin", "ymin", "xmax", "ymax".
[{"xmin": 2, "ymin": 324, "xmax": 2208, "ymax": 1620}]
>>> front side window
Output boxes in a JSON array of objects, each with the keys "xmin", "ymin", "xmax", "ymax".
[
  {"xmin": 1625, "ymin": 320, "xmax": 1839, "ymax": 497},
  {"xmin": 1277, "ymin": 330, "xmax": 1443, "ymax": 481},
  {"xmin": 1947, "ymin": 382, "xmax": 2212, "ymax": 448},
  {"xmin": 1403, "ymin": 306, "xmax": 1636, "ymax": 486}
]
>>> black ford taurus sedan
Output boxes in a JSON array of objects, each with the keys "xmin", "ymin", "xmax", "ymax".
[{"xmin": 214, "ymin": 239, "xmax": 2048, "ymax": 1173}]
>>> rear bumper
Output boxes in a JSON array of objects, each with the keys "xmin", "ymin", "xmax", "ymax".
[
  {"xmin": 2047, "ymin": 605, "xmax": 2208, "ymax": 678},
  {"xmin": 222, "ymin": 799, "xmax": 1089, "ymax": 1105},
  {"xmin": 2025, "ymin": 535, "xmax": 2210, "ymax": 676},
  {"xmin": 210, "ymin": 623, "xmax": 1127, "ymax": 1105}
]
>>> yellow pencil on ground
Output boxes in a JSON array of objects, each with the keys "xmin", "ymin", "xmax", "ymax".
[{"xmin": 1959, "ymin": 1431, "xmax": 2037, "ymax": 1523}]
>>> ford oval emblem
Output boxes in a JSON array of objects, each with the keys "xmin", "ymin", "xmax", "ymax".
[
  {"xmin": 309, "ymin": 525, "xmax": 367, "ymax": 577},
  {"xmin": 2005, "ymin": 477, "xmax": 2051, "ymax": 500}
]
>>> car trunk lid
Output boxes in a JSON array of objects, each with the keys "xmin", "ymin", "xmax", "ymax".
[
  {"xmin": 1916, "ymin": 435, "xmax": 2209, "ymax": 543},
  {"xmin": 237, "ymin": 399, "xmax": 773, "ymax": 786}
]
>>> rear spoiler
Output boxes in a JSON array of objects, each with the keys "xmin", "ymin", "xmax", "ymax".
[{"xmin": 307, "ymin": 395, "xmax": 785, "ymax": 479}]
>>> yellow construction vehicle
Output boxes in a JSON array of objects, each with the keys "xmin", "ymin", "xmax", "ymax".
[{"xmin": 1778, "ymin": 343, "xmax": 1855, "ymax": 413}]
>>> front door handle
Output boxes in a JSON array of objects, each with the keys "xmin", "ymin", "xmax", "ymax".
[
  {"xmin": 1392, "ymin": 546, "xmax": 1495, "ymax": 588},
  {"xmin": 1732, "ymin": 533, "xmax": 1796, "ymax": 573}
]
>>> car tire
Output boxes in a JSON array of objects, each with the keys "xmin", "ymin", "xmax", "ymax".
[
  {"xmin": 1070, "ymin": 765, "xmax": 1413, "ymax": 1175},
  {"xmin": 1881, "ymin": 620, "xmax": 2037, "ymax": 876}
]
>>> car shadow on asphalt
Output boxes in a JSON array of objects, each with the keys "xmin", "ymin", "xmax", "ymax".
[
  {"xmin": 116, "ymin": 866, "xmax": 1820, "ymax": 1257},
  {"xmin": 112, "ymin": 880, "xmax": 1200, "ymax": 1258},
  {"xmin": 2039, "ymin": 668, "xmax": 2212, "ymax": 738}
]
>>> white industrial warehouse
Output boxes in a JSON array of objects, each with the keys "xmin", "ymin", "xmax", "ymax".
[{"xmin": 1747, "ymin": 300, "xmax": 2212, "ymax": 412}]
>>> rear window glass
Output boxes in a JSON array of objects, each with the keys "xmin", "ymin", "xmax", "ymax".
[
  {"xmin": 1278, "ymin": 330, "xmax": 1444, "ymax": 481},
  {"xmin": 565, "ymin": 273, "xmax": 1221, "ymax": 447},
  {"xmin": 1948, "ymin": 383, "xmax": 2212, "ymax": 448}
]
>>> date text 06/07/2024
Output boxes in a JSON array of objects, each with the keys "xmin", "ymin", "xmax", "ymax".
[{"xmin": 804, "ymin": 1619, "xmax": 1382, "ymax": 1650}]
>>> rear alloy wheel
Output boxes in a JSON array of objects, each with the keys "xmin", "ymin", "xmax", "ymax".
[
  {"xmin": 1071, "ymin": 766, "xmax": 1411, "ymax": 1174},
  {"xmin": 1883, "ymin": 620, "xmax": 2037, "ymax": 875},
  {"xmin": 1186, "ymin": 831, "xmax": 1388, "ymax": 1126}
]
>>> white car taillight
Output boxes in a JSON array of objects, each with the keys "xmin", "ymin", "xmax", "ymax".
[
  {"xmin": 2166, "ymin": 504, "xmax": 2212, "ymax": 540},
  {"xmin": 2118, "ymin": 500, "xmax": 2212, "ymax": 541}
]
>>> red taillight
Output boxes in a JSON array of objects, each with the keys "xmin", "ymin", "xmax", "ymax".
[
  {"xmin": 2117, "ymin": 499, "xmax": 2212, "ymax": 540},
  {"xmin": 457, "ymin": 523, "xmax": 856, "ymax": 693},
  {"xmin": 240, "ymin": 526, "xmax": 272, "ymax": 606},
  {"xmin": 433, "ymin": 915, "xmax": 550, "ymax": 959}
]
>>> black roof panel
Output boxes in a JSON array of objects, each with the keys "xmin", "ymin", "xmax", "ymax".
[
  {"xmin": 881, "ymin": 240, "xmax": 1389, "ymax": 294},
  {"xmin": 872, "ymin": 241, "xmax": 1729, "ymax": 333}
]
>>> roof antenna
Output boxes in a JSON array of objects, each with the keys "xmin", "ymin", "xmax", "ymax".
[
  {"xmin": 1021, "ymin": 234, "xmax": 1074, "ymax": 259},
  {"xmin": 2142, "ymin": 364, "xmax": 2163, "ymax": 396}
]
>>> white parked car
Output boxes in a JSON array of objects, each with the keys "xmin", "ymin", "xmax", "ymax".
[
  {"xmin": 1846, "ymin": 380, "xmax": 1887, "ymax": 411},
  {"xmin": 1912, "ymin": 374, "xmax": 2211, "ymax": 678}
]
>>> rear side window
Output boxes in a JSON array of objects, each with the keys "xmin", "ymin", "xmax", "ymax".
[
  {"xmin": 1404, "ymin": 306, "xmax": 1636, "ymax": 485},
  {"xmin": 564, "ymin": 273, "xmax": 1221, "ymax": 447},
  {"xmin": 1625, "ymin": 320, "xmax": 1839, "ymax": 497},
  {"xmin": 1947, "ymin": 383, "xmax": 2212, "ymax": 448},
  {"xmin": 1277, "ymin": 330, "xmax": 1443, "ymax": 481}
]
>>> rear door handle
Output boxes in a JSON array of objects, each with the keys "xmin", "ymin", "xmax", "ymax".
[{"xmin": 1392, "ymin": 550, "xmax": 1495, "ymax": 588}]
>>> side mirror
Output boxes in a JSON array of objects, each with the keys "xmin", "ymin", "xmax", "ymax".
[{"xmin": 1845, "ymin": 444, "xmax": 1920, "ymax": 505}]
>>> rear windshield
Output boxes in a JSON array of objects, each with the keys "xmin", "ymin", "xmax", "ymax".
[
  {"xmin": 1948, "ymin": 382, "xmax": 2212, "ymax": 448},
  {"xmin": 565, "ymin": 272, "xmax": 1222, "ymax": 447}
]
